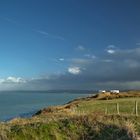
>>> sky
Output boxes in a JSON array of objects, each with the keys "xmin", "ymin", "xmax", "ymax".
[{"xmin": 0, "ymin": 0, "xmax": 140, "ymax": 90}]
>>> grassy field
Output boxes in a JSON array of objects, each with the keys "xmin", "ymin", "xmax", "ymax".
[
  {"xmin": 76, "ymin": 98, "xmax": 140, "ymax": 115},
  {"xmin": 0, "ymin": 91, "xmax": 140, "ymax": 140}
]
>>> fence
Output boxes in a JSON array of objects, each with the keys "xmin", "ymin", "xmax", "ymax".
[{"xmin": 105, "ymin": 100, "xmax": 139, "ymax": 116}]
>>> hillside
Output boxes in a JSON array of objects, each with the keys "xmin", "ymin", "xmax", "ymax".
[{"xmin": 1, "ymin": 91, "xmax": 140, "ymax": 140}]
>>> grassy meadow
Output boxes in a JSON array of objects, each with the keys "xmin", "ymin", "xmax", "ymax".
[{"xmin": 76, "ymin": 98, "xmax": 140, "ymax": 115}]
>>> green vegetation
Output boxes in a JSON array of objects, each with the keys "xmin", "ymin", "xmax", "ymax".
[
  {"xmin": 0, "ymin": 115, "xmax": 139, "ymax": 140},
  {"xmin": 1, "ymin": 91, "xmax": 140, "ymax": 140},
  {"xmin": 76, "ymin": 98, "xmax": 140, "ymax": 115}
]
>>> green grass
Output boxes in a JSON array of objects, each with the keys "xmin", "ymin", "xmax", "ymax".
[
  {"xmin": 8, "ymin": 122, "xmax": 67, "ymax": 140},
  {"xmin": 0, "ymin": 114, "xmax": 139, "ymax": 140},
  {"xmin": 76, "ymin": 98, "xmax": 140, "ymax": 115},
  {"xmin": 1, "ymin": 93, "xmax": 140, "ymax": 139}
]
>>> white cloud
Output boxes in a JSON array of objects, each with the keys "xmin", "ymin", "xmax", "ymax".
[
  {"xmin": 0, "ymin": 77, "xmax": 26, "ymax": 84},
  {"xmin": 107, "ymin": 49, "xmax": 116, "ymax": 54},
  {"xmin": 68, "ymin": 67, "xmax": 81, "ymax": 75},
  {"xmin": 106, "ymin": 45, "xmax": 118, "ymax": 54},
  {"xmin": 59, "ymin": 58, "xmax": 64, "ymax": 61},
  {"xmin": 7, "ymin": 77, "xmax": 26, "ymax": 83}
]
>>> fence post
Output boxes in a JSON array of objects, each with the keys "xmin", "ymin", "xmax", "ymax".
[
  {"xmin": 116, "ymin": 103, "xmax": 120, "ymax": 115},
  {"xmin": 105, "ymin": 107, "xmax": 108, "ymax": 115},
  {"xmin": 135, "ymin": 101, "xmax": 138, "ymax": 116}
]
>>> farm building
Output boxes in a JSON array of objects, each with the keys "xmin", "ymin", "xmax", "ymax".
[
  {"xmin": 110, "ymin": 90, "xmax": 120, "ymax": 94},
  {"xmin": 99, "ymin": 90, "xmax": 106, "ymax": 93}
]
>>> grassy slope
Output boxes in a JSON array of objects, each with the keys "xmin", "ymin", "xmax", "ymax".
[
  {"xmin": 1, "ymin": 91, "xmax": 140, "ymax": 140},
  {"xmin": 76, "ymin": 98, "xmax": 140, "ymax": 115}
]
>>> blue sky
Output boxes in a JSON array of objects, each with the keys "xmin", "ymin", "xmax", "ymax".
[{"xmin": 0, "ymin": 0, "xmax": 140, "ymax": 90}]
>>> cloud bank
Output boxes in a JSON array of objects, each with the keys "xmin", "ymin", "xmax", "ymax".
[{"xmin": 1, "ymin": 47, "xmax": 140, "ymax": 90}]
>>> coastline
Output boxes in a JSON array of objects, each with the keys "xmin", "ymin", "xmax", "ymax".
[
  {"xmin": 0, "ymin": 91, "xmax": 90, "ymax": 122},
  {"xmin": 0, "ymin": 91, "xmax": 140, "ymax": 139},
  {"xmin": 5, "ymin": 90, "xmax": 140, "ymax": 122}
]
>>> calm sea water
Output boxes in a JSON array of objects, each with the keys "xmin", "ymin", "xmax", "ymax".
[{"xmin": 0, "ymin": 91, "xmax": 91, "ymax": 121}]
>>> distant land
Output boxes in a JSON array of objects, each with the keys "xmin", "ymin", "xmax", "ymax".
[{"xmin": 0, "ymin": 89, "xmax": 95, "ymax": 94}]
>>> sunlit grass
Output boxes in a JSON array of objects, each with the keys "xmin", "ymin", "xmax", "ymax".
[{"xmin": 76, "ymin": 98, "xmax": 140, "ymax": 115}]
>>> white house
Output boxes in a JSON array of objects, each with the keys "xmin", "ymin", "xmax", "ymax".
[
  {"xmin": 99, "ymin": 90, "xmax": 106, "ymax": 93},
  {"xmin": 110, "ymin": 90, "xmax": 120, "ymax": 94}
]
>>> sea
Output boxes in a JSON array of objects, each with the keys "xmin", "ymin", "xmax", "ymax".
[{"xmin": 0, "ymin": 90, "xmax": 92, "ymax": 121}]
